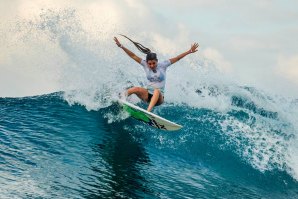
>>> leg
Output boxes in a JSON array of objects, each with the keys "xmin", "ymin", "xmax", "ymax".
[
  {"xmin": 147, "ymin": 89, "xmax": 164, "ymax": 112},
  {"xmin": 127, "ymin": 87, "xmax": 149, "ymax": 102}
]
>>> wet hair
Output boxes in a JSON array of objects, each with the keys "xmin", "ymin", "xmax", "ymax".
[
  {"xmin": 119, "ymin": 34, "xmax": 157, "ymax": 61},
  {"xmin": 146, "ymin": 53, "xmax": 157, "ymax": 61}
]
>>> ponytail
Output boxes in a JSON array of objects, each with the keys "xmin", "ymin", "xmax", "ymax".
[{"xmin": 119, "ymin": 34, "xmax": 151, "ymax": 55}]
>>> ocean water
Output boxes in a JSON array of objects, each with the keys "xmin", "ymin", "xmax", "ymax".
[
  {"xmin": 1, "ymin": 7, "xmax": 298, "ymax": 199},
  {"xmin": 1, "ymin": 91, "xmax": 298, "ymax": 198}
]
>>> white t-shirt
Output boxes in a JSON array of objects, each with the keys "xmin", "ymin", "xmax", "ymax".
[{"xmin": 140, "ymin": 59, "xmax": 172, "ymax": 94}]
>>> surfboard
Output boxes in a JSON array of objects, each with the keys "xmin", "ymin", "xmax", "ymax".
[{"xmin": 118, "ymin": 99, "xmax": 182, "ymax": 131}]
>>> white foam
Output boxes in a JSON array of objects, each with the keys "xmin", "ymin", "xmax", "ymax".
[{"xmin": 5, "ymin": 7, "xmax": 298, "ymax": 181}]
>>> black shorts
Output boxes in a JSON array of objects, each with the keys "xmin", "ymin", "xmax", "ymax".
[
  {"xmin": 147, "ymin": 92, "xmax": 164, "ymax": 106},
  {"xmin": 147, "ymin": 93, "xmax": 153, "ymax": 103}
]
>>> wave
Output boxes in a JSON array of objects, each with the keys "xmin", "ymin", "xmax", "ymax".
[
  {"xmin": 2, "ymin": 8, "xmax": 298, "ymax": 197},
  {"xmin": 2, "ymin": 90, "xmax": 297, "ymax": 183},
  {"xmin": 1, "ymin": 90, "xmax": 298, "ymax": 198}
]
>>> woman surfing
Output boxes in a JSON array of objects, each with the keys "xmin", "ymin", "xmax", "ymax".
[{"xmin": 114, "ymin": 35, "xmax": 199, "ymax": 112}]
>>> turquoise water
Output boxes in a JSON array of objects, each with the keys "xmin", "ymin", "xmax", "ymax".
[
  {"xmin": 2, "ymin": 8, "xmax": 298, "ymax": 198},
  {"xmin": 1, "ymin": 92, "xmax": 298, "ymax": 198}
]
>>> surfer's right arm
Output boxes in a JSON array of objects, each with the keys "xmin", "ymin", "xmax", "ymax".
[{"xmin": 114, "ymin": 37, "xmax": 142, "ymax": 63}]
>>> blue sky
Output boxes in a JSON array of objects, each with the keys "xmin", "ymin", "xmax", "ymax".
[{"xmin": 0, "ymin": 0, "xmax": 297, "ymax": 97}]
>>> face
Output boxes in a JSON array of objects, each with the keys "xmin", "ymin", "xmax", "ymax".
[{"xmin": 147, "ymin": 60, "xmax": 158, "ymax": 70}]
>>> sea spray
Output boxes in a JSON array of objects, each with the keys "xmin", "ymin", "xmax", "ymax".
[{"xmin": 2, "ymin": 6, "xmax": 298, "ymax": 197}]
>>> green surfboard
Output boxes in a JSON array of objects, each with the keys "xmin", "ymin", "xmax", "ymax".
[{"xmin": 118, "ymin": 99, "xmax": 182, "ymax": 131}]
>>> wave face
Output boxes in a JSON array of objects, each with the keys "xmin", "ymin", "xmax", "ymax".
[
  {"xmin": 2, "ymin": 7, "xmax": 298, "ymax": 199},
  {"xmin": 1, "ymin": 91, "xmax": 298, "ymax": 198}
]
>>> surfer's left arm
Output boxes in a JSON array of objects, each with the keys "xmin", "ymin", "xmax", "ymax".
[{"xmin": 169, "ymin": 43, "xmax": 199, "ymax": 64}]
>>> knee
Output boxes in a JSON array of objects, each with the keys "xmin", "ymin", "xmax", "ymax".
[
  {"xmin": 153, "ymin": 89, "xmax": 161, "ymax": 95},
  {"xmin": 128, "ymin": 87, "xmax": 142, "ymax": 95}
]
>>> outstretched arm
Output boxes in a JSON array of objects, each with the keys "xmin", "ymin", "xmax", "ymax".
[
  {"xmin": 114, "ymin": 37, "xmax": 142, "ymax": 63},
  {"xmin": 169, "ymin": 43, "xmax": 199, "ymax": 64}
]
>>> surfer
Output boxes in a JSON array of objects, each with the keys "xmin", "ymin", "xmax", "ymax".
[{"xmin": 114, "ymin": 35, "xmax": 199, "ymax": 112}]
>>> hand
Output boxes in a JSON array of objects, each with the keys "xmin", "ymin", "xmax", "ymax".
[
  {"xmin": 114, "ymin": 37, "xmax": 122, "ymax": 47},
  {"xmin": 189, "ymin": 42, "xmax": 199, "ymax": 53}
]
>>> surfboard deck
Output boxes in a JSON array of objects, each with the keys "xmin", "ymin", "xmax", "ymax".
[{"xmin": 118, "ymin": 99, "xmax": 182, "ymax": 131}]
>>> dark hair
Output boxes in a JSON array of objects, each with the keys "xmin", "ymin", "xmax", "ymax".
[
  {"xmin": 120, "ymin": 34, "xmax": 157, "ymax": 61},
  {"xmin": 146, "ymin": 53, "xmax": 157, "ymax": 61}
]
